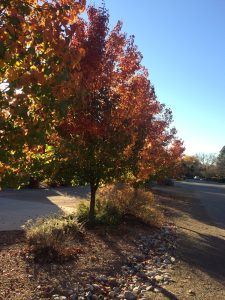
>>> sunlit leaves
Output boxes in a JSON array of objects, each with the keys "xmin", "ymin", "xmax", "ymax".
[
  {"xmin": 0, "ymin": 0, "xmax": 86, "ymax": 186},
  {"xmin": 56, "ymin": 6, "xmax": 184, "ymax": 188}
]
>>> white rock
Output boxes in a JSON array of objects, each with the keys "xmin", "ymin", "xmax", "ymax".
[
  {"xmin": 170, "ymin": 257, "xmax": 176, "ymax": 263},
  {"xmin": 163, "ymin": 259, "xmax": 171, "ymax": 264},
  {"xmin": 155, "ymin": 275, "xmax": 163, "ymax": 282},
  {"xmin": 67, "ymin": 290, "xmax": 74, "ymax": 295},
  {"xmin": 188, "ymin": 289, "xmax": 195, "ymax": 295},
  {"xmin": 132, "ymin": 287, "xmax": 140, "ymax": 294},
  {"xmin": 154, "ymin": 287, "xmax": 162, "ymax": 293}
]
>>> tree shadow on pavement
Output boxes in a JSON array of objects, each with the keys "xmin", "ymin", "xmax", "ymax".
[
  {"xmin": 0, "ymin": 186, "xmax": 90, "ymax": 231},
  {"xmin": 177, "ymin": 227, "xmax": 225, "ymax": 285},
  {"xmin": 154, "ymin": 187, "xmax": 224, "ymax": 231}
]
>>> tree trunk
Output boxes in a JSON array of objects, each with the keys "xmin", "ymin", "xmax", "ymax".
[{"xmin": 88, "ymin": 183, "xmax": 98, "ymax": 227}]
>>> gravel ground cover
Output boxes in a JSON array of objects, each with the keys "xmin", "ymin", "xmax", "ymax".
[{"xmin": 0, "ymin": 220, "xmax": 177, "ymax": 300}]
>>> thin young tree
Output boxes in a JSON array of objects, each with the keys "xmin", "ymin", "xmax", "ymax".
[{"xmin": 56, "ymin": 6, "xmax": 184, "ymax": 225}]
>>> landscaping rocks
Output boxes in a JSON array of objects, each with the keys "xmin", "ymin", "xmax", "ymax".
[
  {"xmin": 124, "ymin": 291, "xmax": 137, "ymax": 300},
  {"xmin": 50, "ymin": 225, "xmax": 176, "ymax": 300}
]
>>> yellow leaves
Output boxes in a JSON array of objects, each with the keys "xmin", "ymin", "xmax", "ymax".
[{"xmin": 35, "ymin": 42, "xmax": 45, "ymax": 54}]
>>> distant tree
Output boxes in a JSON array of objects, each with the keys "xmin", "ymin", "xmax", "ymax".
[
  {"xmin": 216, "ymin": 146, "xmax": 225, "ymax": 178},
  {"xmin": 181, "ymin": 155, "xmax": 201, "ymax": 178},
  {"xmin": 195, "ymin": 153, "xmax": 217, "ymax": 178}
]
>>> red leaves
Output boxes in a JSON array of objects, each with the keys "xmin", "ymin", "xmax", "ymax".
[
  {"xmin": 0, "ymin": 2, "xmax": 184, "ymax": 188},
  {"xmin": 59, "ymin": 114, "xmax": 106, "ymax": 138}
]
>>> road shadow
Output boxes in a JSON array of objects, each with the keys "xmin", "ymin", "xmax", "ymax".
[
  {"xmin": 153, "ymin": 186, "xmax": 225, "ymax": 230},
  {"xmin": 154, "ymin": 186, "xmax": 225, "ymax": 286},
  {"xmin": 178, "ymin": 228, "xmax": 225, "ymax": 285},
  {"xmin": 0, "ymin": 186, "xmax": 90, "ymax": 203},
  {"xmin": 0, "ymin": 186, "xmax": 90, "ymax": 231}
]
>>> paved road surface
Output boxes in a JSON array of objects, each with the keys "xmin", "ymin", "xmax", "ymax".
[
  {"xmin": 175, "ymin": 180, "xmax": 225, "ymax": 230},
  {"xmin": 0, "ymin": 187, "xmax": 90, "ymax": 231}
]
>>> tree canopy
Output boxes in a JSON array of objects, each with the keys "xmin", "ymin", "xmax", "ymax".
[
  {"xmin": 0, "ymin": 0, "xmax": 86, "ymax": 185},
  {"xmin": 0, "ymin": 2, "xmax": 184, "ymax": 224}
]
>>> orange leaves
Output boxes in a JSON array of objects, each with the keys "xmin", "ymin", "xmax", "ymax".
[
  {"xmin": 0, "ymin": 2, "xmax": 184, "ymax": 189},
  {"xmin": 52, "ymin": 5, "xmax": 184, "ymax": 188},
  {"xmin": 0, "ymin": 0, "xmax": 88, "ymax": 187},
  {"xmin": 58, "ymin": 0, "xmax": 86, "ymax": 24}
]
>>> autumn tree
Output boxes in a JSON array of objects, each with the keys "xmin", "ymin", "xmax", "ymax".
[
  {"xmin": 0, "ymin": 3, "xmax": 183, "ymax": 224},
  {"xmin": 54, "ymin": 6, "xmax": 184, "ymax": 224},
  {"xmin": 0, "ymin": 0, "xmax": 86, "ymax": 186}
]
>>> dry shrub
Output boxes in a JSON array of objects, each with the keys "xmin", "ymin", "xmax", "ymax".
[
  {"xmin": 23, "ymin": 214, "xmax": 85, "ymax": 262},
  {"xmin": 97, "ymin": 184, "xmax": 164, "ymax": 227}
]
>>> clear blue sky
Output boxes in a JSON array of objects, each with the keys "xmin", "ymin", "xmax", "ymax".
[{"xmin": 88, "ymin": 0, "xmax": 225, "ymax": 155}]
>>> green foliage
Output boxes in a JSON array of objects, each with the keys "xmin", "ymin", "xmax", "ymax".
[
  {"xmin": 77, "ymin": 202, "xmax": 90, "ymax": 223},
  {"xmin": 77, "ymin": 200, "xmax": 123, "ymax": 226},
  {"xmin": 96, "ymin": 199, "xmax": 123, "ymax": 225}
]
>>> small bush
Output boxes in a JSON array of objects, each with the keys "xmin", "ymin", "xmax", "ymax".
[
  {"xmin": 23, "ymin": 214, "xmax": 84, "ymax": 261},
  {"xmin": 77, "ymin": 202, "xmax": 90, "ymax": 223},
  {"xmin": 98, "ymin": 184, "xmax": 163, "ymax": 227},
  {"xmin": 96, "ymin": 199, "xmax": 123, "ymax": 225},
  {"xmin": 77, "ymin": 184, "xmax": 163, "ymax": 227},
  {"xmin": 77, "ymin": 199, "xmax": 122, "ymax": 226}
]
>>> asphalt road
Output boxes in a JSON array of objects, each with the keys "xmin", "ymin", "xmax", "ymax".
[
  {"xmin": 0, "ymin": 187, "xmax": 90, "ymax": 231},
  {"xmin": 175, "ymin": 180, "xmax": 225, "ymax": 230}
]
